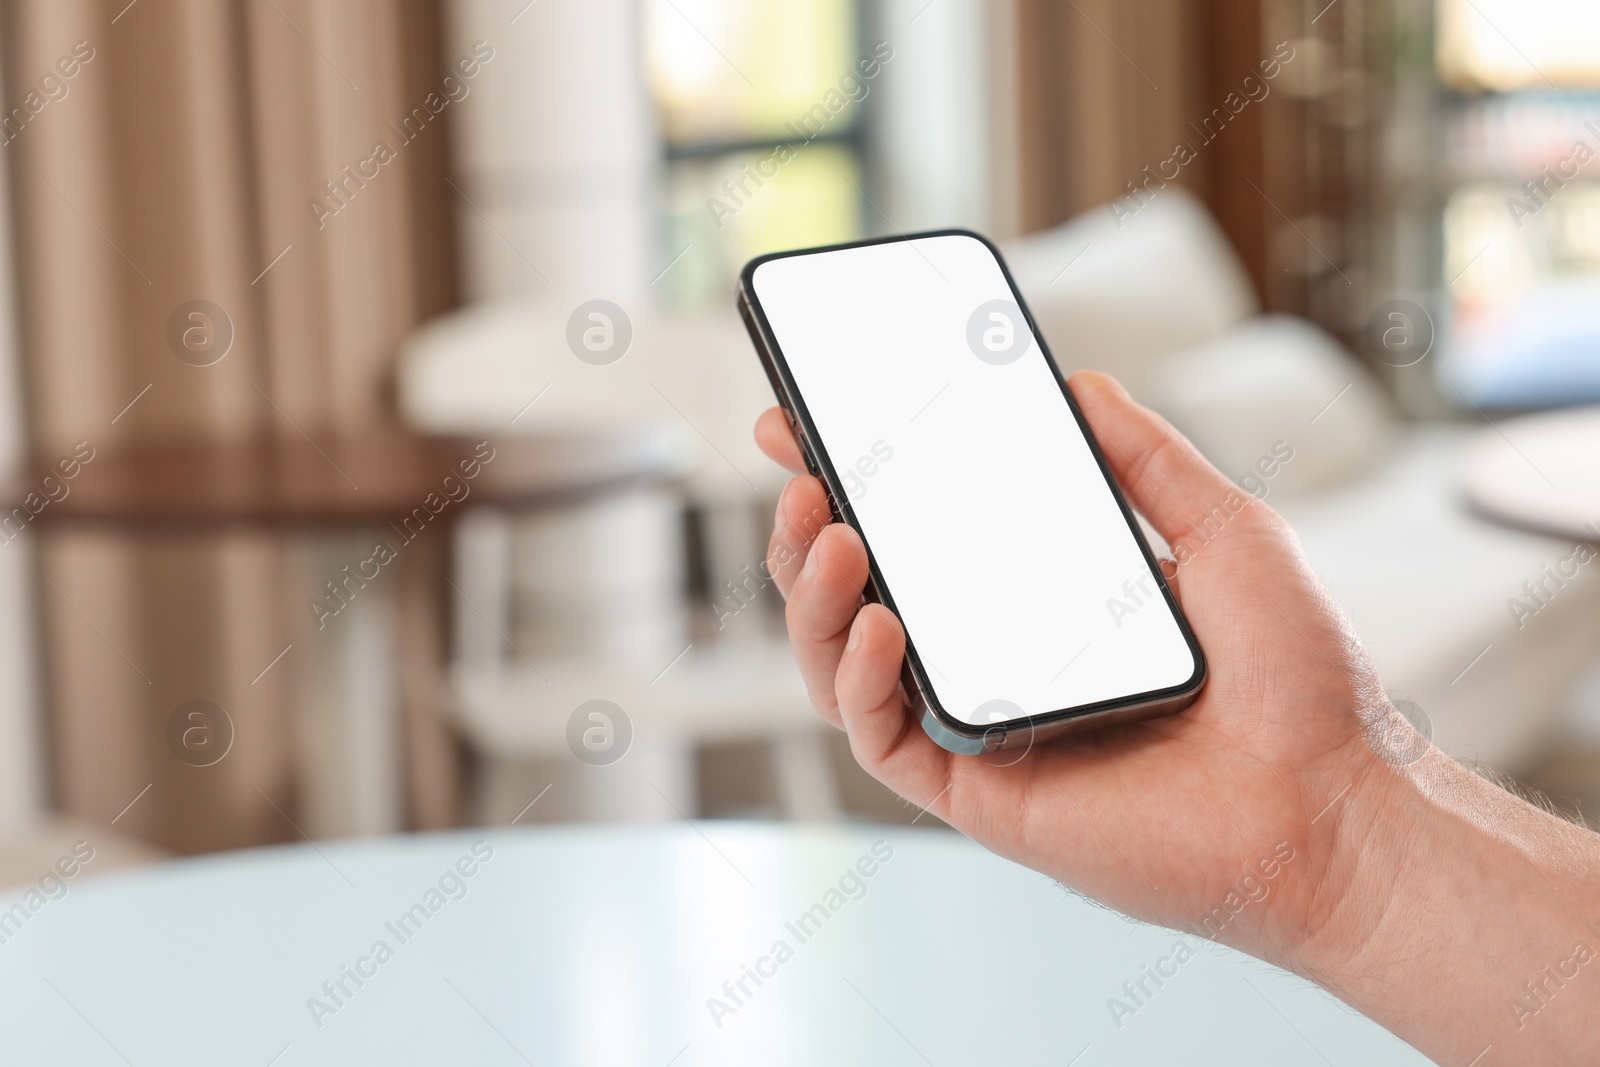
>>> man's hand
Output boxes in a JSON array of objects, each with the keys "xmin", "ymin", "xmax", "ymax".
[
  {"xmin": 757, "ymin": 369, "xmax": 1388, "ymax": 954},
  {"xmin": 755, "ymin": 369, "xmax": 1600, "ymax": 1064}
]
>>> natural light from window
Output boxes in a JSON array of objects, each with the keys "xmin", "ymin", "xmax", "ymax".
[
  {"xmin": 1437, "ymin": 0, "xmax": 1600, "ymax": 91},
  {"xmin": 643, "ymin": 0, "xmax": 865, "ymax": 306}
]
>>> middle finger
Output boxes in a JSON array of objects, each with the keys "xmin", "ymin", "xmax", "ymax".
[{"xmin": 767, "ymin": 474, "xmax": 835, "ymax": 600}]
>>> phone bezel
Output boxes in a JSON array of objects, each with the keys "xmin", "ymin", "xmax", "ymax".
[{"xmin": 738, "ymin": 229, "xmax": 1206, "ymax": 750}]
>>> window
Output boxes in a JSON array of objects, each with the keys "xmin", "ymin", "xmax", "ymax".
[
  {"xmin": 1436, "ymin": 1, "xmax": 1600, "ymax": 406},
  {"xmin": 1437, "ymin": 0, "xmax": 1600, "ymax": 92},
  {"xmin": 643, "ymin": 0, "xmax": 872, "ymax": 306}
]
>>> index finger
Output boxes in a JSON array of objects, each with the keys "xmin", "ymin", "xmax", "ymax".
[{"xmin": 755, "ymin": 406, "xmax": 806, "ymax": 475}]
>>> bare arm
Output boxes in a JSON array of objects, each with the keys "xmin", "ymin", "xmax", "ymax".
[{"xmin": 1307, "ymin": 749, "xmax": 1600, "ymax": 1062}]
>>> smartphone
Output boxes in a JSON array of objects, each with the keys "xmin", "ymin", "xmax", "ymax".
[{"xmin": 738, "ymin": 231, "xmax": 1205, "ymax": 754}]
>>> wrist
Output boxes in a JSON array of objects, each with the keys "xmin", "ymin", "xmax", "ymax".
[
  {"xmin": 1278, "ymin": 736, "xmax": 1600, "ymax": 1063},
  {"xmin": 1280, "ymin": 735, "xmax": 1417, "ymax": 983},
  {"xmin": 1180, "ymin": 712, "xmax": 1407, "ymax": 977}
]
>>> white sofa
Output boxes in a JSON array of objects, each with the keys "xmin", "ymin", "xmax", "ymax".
[{"xmin": 1006, "ymin": 191, "xmax": 1600, "ymax": 771}]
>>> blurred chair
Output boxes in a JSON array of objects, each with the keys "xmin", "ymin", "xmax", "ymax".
[
  {"xmin": 401, "ymin": 304, "xmax": 842, "ymax": 822},
  {"xmin": 412, "ymin": 0, "xmax": 852, "ymax": 822}
]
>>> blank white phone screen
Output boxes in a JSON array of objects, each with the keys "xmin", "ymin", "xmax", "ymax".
[{"xmin": 752, "ymin": 234, "xmax": 1198, "ymax": 726}]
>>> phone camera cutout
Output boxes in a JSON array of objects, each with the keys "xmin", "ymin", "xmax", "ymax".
[{"xmin": 966, "ymin": 299, "xmax": 1032, "ymax": 366}]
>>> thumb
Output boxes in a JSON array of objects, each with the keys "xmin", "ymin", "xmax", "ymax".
[{"xmin": 1068, "ymin": 370, "xmax": 1245, "ymax": 551}]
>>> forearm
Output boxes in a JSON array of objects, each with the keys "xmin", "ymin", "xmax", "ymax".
[{"xmin": 1293, "ymin": 749, "xmax": 1600, "ymax": 1064}]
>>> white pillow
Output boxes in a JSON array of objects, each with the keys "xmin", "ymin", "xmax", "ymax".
[
  {"xmin": 1147, "ymin": 315, "xmax": 1397, "ymax": 498},
  {"xmin": 1004, "ymin": 189, "xmax": 1258, "ymax": 398}
]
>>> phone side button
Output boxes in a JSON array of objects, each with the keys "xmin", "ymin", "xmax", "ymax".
[{"xmin": 797, "ymin": 434, "xmax": 822, "ymax": 477}]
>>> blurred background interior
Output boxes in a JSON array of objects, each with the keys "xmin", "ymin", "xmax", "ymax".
[{"xmin": 0, "ymin": 0, "xmax": 1598, "ymax": 880}]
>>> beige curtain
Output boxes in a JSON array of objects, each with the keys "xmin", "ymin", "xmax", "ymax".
[
  {"xmin": 5, "ymin": 0, "xmax": 457, "ymax": 852},
  {"xmin": 1013, "ymin": 0, "xmax": 1293, "ymax": 295},
  {"xmin": 1014, "ymin": 0, "xmax": 1211, "ymax": 233},
  {"xmin": 1013, "ymin": 0, "xmax": 1370, "ymax": 326}
]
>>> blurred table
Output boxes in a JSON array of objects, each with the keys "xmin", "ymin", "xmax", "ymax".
[
  {"xmin": 0, "ymin": 824, "xmax": 1427, "ymax": 1066},
  {"xmin": 1460, "ymin": 405, "xmax": 1600, "ymax": 541},
  {"xmin": 33, "ymin": 430, "xmax": 677, "ymax": 529},
  {"xmin": 28, "ymin": 429, "xmax": 683, "ymax": 837}
]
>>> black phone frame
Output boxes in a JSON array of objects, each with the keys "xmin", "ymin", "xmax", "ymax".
[{"xmin": 737, "ymin": 229, "xmax": 1206, "ymax": 753}]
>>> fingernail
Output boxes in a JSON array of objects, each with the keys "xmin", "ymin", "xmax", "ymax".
[
  {"xmin": 846, "ymin": 614, "xmax": 864, "ymax": 652},
  {"xmin": 800, "ymin": 542, "xmax": 820, "ymax": 581}
]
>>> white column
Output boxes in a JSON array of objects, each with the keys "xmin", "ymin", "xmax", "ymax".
[
  {"xmin": 875, "ymin": 0, "xmax": 1000, "ymax": 235},
  {"xmin": 444, "ymin": 0, "xmax": 660, "ymax": 304},
  {"xmin": 435, "ymin": 2, "xmax": 697, "ymax": 826}
]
